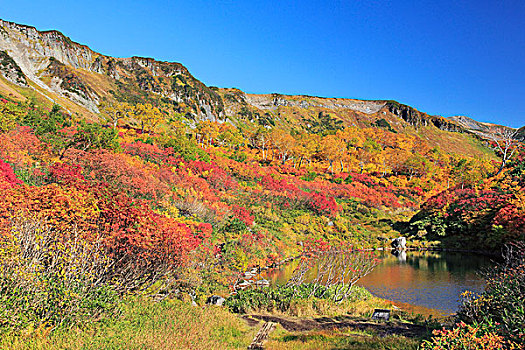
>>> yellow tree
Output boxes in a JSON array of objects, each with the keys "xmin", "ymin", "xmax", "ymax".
[
  {"xmin": 320, "ymin": 134, "xmax": 346, "ymax": 173},
  {"xmin": 0, "ymin": 101, "xmax": 24, "ymax": 133},
  {"xmin": 134, "ymin": 103, "xmax": 162, "ymax": 134},
  {"xmin": 218, "ymin": 123, "xmax": 242, "ymax": 149},
  {"xmin": 249, "ymin": 127, "xmax": 272, "ymax": 160},
  {"xmin": 394, "ymin": 133, "xmax": 416, "ymax": 153},
  {"xmin": 400, "ymin": 153, "xmax": 432, "ymax": 181},
  {"xmin": 356, "ymin": 138, "xmax": 383, "ymax": 174},
  {"xmin": 270, "ymin": 129, "xmax": 296, "ymax": 165},
  {"xmin": 336, "ymin": 128, "xmax": 367, "ymax": 172},
  {"xmin": 366, "ymin": 130, "xmax": 400, "ymax": 176},
  {"xmin": 386, "ymin": 147, "xmax": 411, "ymax": 176},
  {"xmin": 293, "ymin": 133, "xmax": 320, "ymax": 168},
  {"xmin": 100, "ymin": 101, "xmax": 133, "ymax": 129},
  {"xmin": 196, "ymin": 120, "xmax": 220, "ymax": 147}
]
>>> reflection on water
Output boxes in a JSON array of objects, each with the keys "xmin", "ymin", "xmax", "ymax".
[
  {"xmin": 263, "ymin": 251, "xmax": 494, "ymax": 316},
  {"xmin": 357, "ymin": 251, "xmax": 494, "ymax": 316}
]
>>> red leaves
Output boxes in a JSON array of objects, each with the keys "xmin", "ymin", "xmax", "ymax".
[
  {"xmin": 49, "ymin": 162, "xmax": 85, "ymax": 184},
  {"xmin": 0, "ymin": 158, "xmax": 22, "ymax": 189},
  {"xmin": 425, "ymin": 188, "xmax": 509, "ymax": 215},
  {"xmin": 122, "ymin": 141, "xmax": 167, "ymax": 163},
  {"xmin": 233, "ymin": 205, "xmax": 254, "ymax": 226},
  {"xmin": 259, "ymin": 175, "xmax": 341, "ymax": 215},
  {"xmin": 189, "ymin": 160, "xmax": 238, "ymax": 190},
  {"xmin": 308, "ymin": 192, "xmax": 339, "ymax": 216},
  {"xmin": 0, "ymin": 126, "xmax": 49, "ymax": 169},
  {"xmin": 493, "ymin": 203, "xmax": 525, "ymax": 237},
  {"xmin": 302, "ymin": 238, "xmax": 330, "ymax": 256},
  {"xmin": 0, "ymin": 177, "xmax": 207, "ymax": 268},
  {"xmin": 66, "ymin": 149, "xmax": 169, "ymax": 201}
]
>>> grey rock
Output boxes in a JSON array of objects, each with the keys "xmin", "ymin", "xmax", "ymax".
[
  {"xmin": 391, "ymin": 237, "xmax": 406, "ymax": 250},
  {"xmin": 206, "ymin": 295, "xmax": 226, "ymax": 306}
]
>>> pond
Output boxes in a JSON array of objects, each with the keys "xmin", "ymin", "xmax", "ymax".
[{"xmin": 263, "ymin": 251, "xmax": 495, "ymax": 317}]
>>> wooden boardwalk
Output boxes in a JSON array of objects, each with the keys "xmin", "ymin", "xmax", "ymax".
[{"xmin": 248, "ymin": 321, "xmax": 276, "ymax": 350}]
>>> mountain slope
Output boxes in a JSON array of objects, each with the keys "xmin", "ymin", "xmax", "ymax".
[
  {"xmin": 448, "ymin": 115, "xmax": 518, "ymax": 140},
  {"xmin": 0, "ymin": 18, "xmax": 499, "ymax": 158},
  {"xmin": 0, "ymin": 19, "xmax": 224, "ymax": 119}
]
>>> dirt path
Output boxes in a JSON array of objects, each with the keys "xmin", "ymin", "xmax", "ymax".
[{"xmin": 242, "ymin": 314, "xmax": 429, "ymax": 338}]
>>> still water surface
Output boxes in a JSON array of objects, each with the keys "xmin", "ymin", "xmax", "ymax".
[{"xmin": 264, "ymin": 251, "xmax": 494, "ymax": 316}]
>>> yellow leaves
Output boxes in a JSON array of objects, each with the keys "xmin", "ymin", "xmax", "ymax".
[
  {"xmin": 270, "ymin": 129, "xmax": 296, "ymax": 158},
  {"xmin": 100, "ymin": 101, "xmax": 134, "ymax": 128},
  {"xmin": 197, "ymin": 120, "xmax": 220, "ymax": 145},
  {"xmin": 0, "ymin": 101, "xmax": 23, "ymax": 133},
  {"xmin": 296, "ymin": 213, "xmax": 313, "ymax": 225},
  {"xmin": 133, "ymin": 103, "xmax": 163, "ymax": 134},
  {"xmin": 154, "ymin": 200, "xmax": 180, "ymax": 219},
  {"xmin": 510, "ymin": 188, "xmax": 525, "ymax": 212}
]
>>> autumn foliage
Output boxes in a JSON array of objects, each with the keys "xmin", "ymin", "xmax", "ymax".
[{"xmin": 0, "ymin": 93, "xmax": 523, "ymax": 334}]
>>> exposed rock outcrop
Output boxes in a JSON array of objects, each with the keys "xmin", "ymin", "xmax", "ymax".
[
  {"xmin": 516, "ymin": 126, "xmax": 525, "ymax": 141},
  {"xmin": 0, "ymin": 19, "xmax": 223, "ymax": 118},
  {"xmin": 385, "ymin": 101, "xmax": 463, "ymax": 132},
  {"xmin": 0, "ymin": 50, "xmax": 27, "ymax": 86},
  {"xmin": 449, "ymin": 115, "xmax": 519, "ymax": 141},
  {"xmin": 391, "ymin": 237, "xmax": 407, "ymax": 250},
  {"xmin": 244, "ymin": 93, "xmax": 385, "ymax": 114},
  {"xmin": 206, "ymin": 295, "xmax": 226, "ymax": 306}
]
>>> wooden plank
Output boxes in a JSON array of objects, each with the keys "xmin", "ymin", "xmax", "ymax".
[{"xmin": 248, "ymin": 321, "xmax": 276, "ymax": 350}]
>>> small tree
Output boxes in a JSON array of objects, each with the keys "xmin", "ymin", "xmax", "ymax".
[
  {"xmin": 58, "ymin": 120, "xmax": 118, "ymax": 159},
  {"xmin": 134, "ymin": 103, "xmax": 162, "ymax": 134},
  {"xmin": 285, "ymin": 245, "xmax": 380, "ymax": 303},
  {"xmin": 100, "ymin": 101, "xmax": 133, "ymax": 129},
  {"xmin": 490, "ymin": 127, "xmax": 520, "ymax": 175},
  {"xmin": 0, "ymin": 100, "xmax": 24, "ymax": 133}
]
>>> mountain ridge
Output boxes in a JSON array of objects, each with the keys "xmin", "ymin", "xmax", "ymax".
[{"xmin": 0, "ymin": 18, "xmax": 518, "ymax": 143}]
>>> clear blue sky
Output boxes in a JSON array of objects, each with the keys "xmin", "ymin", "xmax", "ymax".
[{"xmin": 2, "ymin": 0, "xmax": 524, "ymax": 127}]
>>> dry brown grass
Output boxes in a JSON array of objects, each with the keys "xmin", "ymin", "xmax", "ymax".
[
  {"xmin": 0, "ymin": 76, "xmax": 26, "ymax": 101},
  {"xmin": 265, "ymin": 324, "xmax": 420, "ymax": 350},
  {"xmin": 1, "ymin": 298, "xmax": 257, "ymax": 350}
]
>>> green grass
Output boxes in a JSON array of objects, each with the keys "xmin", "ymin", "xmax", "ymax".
[
  {"xmin": 266, "ymin": 325, "xmax": 421, "ymax": 350},
  {"xmin": 0, "ymin": 293, "xmax": 432, "ymax": 350},
  {"xmin": 0, "ymin": 298, "xmax": 256, "ymax": 350}
]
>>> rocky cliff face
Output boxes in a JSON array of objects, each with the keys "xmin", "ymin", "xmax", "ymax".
[
  {"xmin": 385, "ymin": 101, "xmax": 463, "ymax": 132},
  {"xmin": 242, "ymin": 93, "xmax": 385, "ymax": 114},
  {"xmin": 0, "ymin": 19, "xmax": 223, "ymax": 118},
  {"xmin": 448, "ymin": 115, "xmax": 518, "ymax": 140},
  {"xmin": 0, "ymin": 50, "xmax": 27, "ymax": 86},
  {"xmin": 3, "ymin": 18, "xmax": 508, "ymax": 143},
  {"xmin": 0, "ymin": 20, "xmax": 95, "ymax": 102}
]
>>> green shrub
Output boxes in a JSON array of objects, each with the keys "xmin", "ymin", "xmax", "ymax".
[
  {"xmin": 222, "ymin": 217, "xmax": 247, "ymax": 234},
  {"xmin": 164, "ymin": 136, "xmax": 210, "ymax": 162},
  {"xmin": 0, "ymin": 219, "xmax": 119, "ymax": 334},
  {"xmin": 301, "ymin": 171, "xmax": 317, "ymax": 182},
  {"xmin": 456, "ymin": 242, "xmax": 525, "ymax": 345},
  {"xmin": 225, "ymin": 284, "xmax": 373, "ymax": 314},
  {"xmin": 229, "ymin": 150, "xmax": 247, "ymax": 162}
]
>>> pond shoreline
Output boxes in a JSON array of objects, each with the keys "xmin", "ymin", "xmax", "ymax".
[
  {"xmin": 262, "ymin": 246, "xmax": 499, "ymax": 272},
  {"xmin": 403, "ymin": 246, "xmax": 501, "ymax": 258},
  {"xmin": 256, "ymin": 250, "xmax": 493, "ymax": 318}
]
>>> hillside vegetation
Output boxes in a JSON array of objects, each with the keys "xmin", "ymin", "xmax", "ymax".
[{"xmin": 0, "ymin": 18, "xmax": 524, "ymax": 349}]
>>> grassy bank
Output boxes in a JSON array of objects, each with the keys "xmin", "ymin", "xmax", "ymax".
[
  {"xmin": 0, "ymin": 298, "xmax": 255, "ymax": 350},
  {"xmin": 1, "ymin": 290, "xmax": 436, "ymax": 350},
  {"xmin": 266, "ymin": 326, "xmax": 421, "ymax": 350}
]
